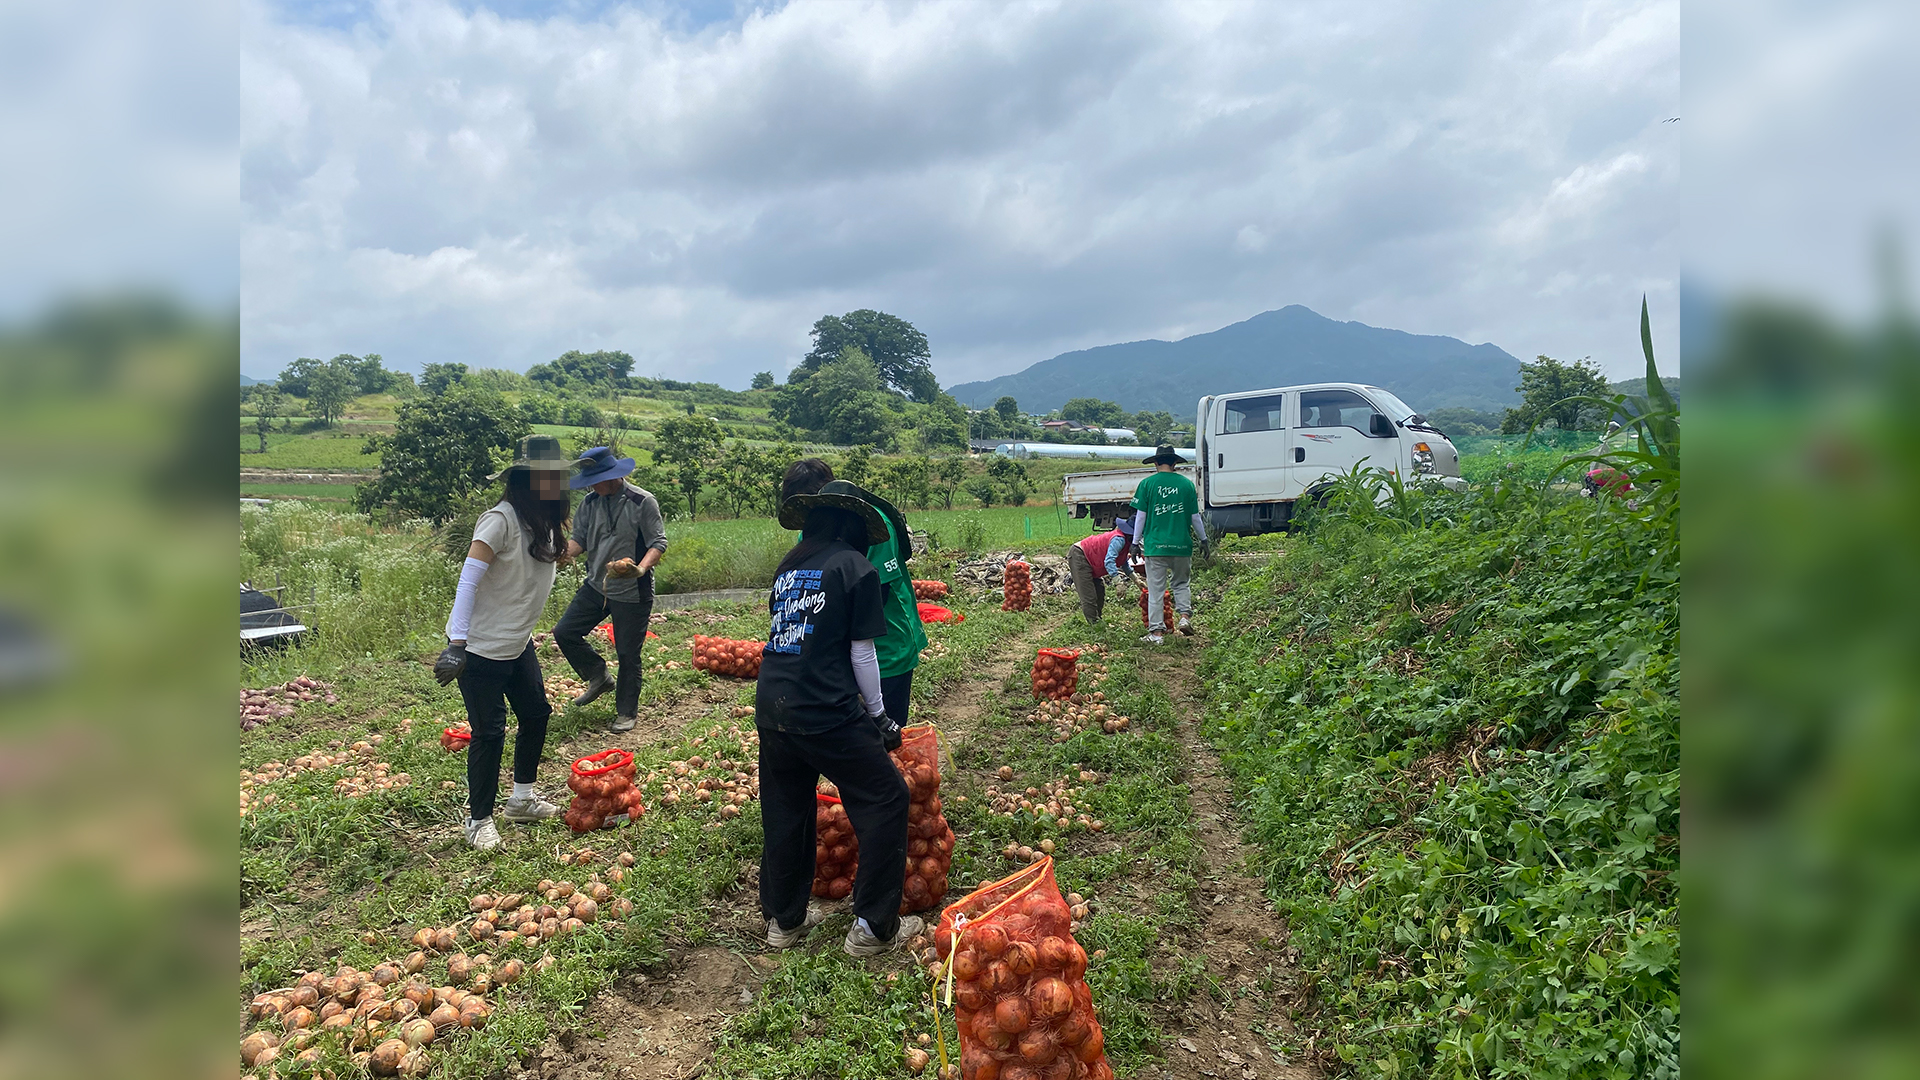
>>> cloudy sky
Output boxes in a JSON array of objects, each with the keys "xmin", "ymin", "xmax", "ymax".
[{"xmin": 241, "ymin": 0, "xmax": 1680, "ymax": 389}]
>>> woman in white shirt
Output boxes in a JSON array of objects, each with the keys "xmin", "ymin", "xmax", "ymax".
[{"xmin": 433, "ymin": 435, "xmax": 573, "ymax": 850}]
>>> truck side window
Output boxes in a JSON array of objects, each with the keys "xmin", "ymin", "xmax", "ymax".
[
  {"xmin": 1223, "ymin": 394, "xmax": 1286, "ymax": 434},
  {"xmin": 1300, "ymin": 389, "xmax": 1379, "ymax": 433}
]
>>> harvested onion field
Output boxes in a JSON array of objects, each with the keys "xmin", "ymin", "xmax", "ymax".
[{"xmin": 241, "ymin": 575, "xmax": 1315, "ymax": 1080}]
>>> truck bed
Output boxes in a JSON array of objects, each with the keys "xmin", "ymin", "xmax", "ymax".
[{"xmin": 1061, "ymin": 466, "xmax": 1199, "ymax": 525}]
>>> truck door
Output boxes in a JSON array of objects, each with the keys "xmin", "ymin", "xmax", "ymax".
[
  {"xmin": 1206, "ymin": 391, "xmax": 1294, "ymax": 503},
  {"xmin": 1292, "ymin": 387, "xmax": 1400, "ymax": 492}
]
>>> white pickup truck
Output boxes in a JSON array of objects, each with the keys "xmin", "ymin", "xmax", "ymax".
[{"xmin": 1060, "ymin": 382, "xmax": 1464, "ymax": 535}]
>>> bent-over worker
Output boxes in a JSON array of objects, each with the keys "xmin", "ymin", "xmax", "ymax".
[{"xmin": 1066, "ymin": 514, "xmax": 1136, "ymax": 624}]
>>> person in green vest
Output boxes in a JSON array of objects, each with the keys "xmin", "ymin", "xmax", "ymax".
[
  {"xmin": 833, "ymin": 480, "xmax": 927, "ymax": 725},
  {"xmin": 1129, "ymin": 444, "xmax": 1207, "ymax": 644}
]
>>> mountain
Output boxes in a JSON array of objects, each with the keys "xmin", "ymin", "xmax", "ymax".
[
  {"xmin": 948, "ymin": 305, "xmax": 1522, "ymax": 416},
  {"xmin": 241, "ymin": 373, "xmax": 264, "ymax": 386}
]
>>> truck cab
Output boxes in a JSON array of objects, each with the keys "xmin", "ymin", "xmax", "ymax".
[{"xmin": 1196, "ymin": 382, "xmax": 1461, "ymax": 535}]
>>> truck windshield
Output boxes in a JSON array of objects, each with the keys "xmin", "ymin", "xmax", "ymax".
[{"xmin": 1364, "ymin": 387, "xmax": 1417, "ymax": 422}]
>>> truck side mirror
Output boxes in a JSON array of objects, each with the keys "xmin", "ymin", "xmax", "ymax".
[{"xmin": 1369, "ymin": 414, "xmax": 1395, "ymax": 438}]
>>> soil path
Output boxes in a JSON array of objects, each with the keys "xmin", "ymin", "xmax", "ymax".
[
  {"xmin": 1136, "ymin": 637, "xmax": 1318, "ymax": 1080},
  {"xmin": 529, "ymin": 609, "xmax": 1071, "ymax": 1080}
]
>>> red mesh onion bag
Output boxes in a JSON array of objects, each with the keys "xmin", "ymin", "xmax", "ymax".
[
  {"xmin": 565, "ymin": 750, "xmax": 637, "ymax": 833},
  {"xmin": 896, "ymin": 725, "xmax": 954, "ymax": 913},
  {"xmin": 1002, "ymin": 561, "xmax": 1033, "ymax": 612},
  {"xmin": 913, "ymin": 579, "xmax": 951, "ymax": 601},
  {"xmin": 1138, "ymin": 585, "xmax": 1173, "ymax": 628},
  {"xmin": 934, "ymin": 857, "xmax": 1112, "ymax": 1080},
  {"xmin": 812, "ymin": 793, "xmax": 858, "ymax": 899},
  {"xmin": 1030, "ymin": 649, "xmax": 1079, "ymax": 701}
]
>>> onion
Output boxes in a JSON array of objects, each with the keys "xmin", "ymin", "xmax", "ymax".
[
  {"xmin": 240, "ymin": 1031, "xmax": 279, "ymax": 1067},
  {"xmin": 971, "ymin": 1009, "xmax": 1013, "ymax": 1051},
  {"xmin": 561, "ymin": 917, "xmax": 584, "ymax": 934},
  {"xmin": 411, "ymin": 928, "xmax": 433, "ymax": 950},
  {"xmin": 399, "ymin": 1017, "xmax": 436, "ymax": 1048},
  {"xmin": 973, "ymin": 924, "xmax": 1010, "ymax": 958},
  {"xmin": 400, "ymin": 1048, "xmax": 431, "ymax": 1077},
  {"xmin": 533, "ymin": 954, "xmax": 556, "ymax": 974},
  {"xmin": 470, "ymin": 972, "xmax": 493, "ymax": 994},
  {"xmin": 282, "ymin": 1006, "xmax": 316, "ymax": 1030},
  {"xmin": 954, "ymin": 982, "xmax": 990, "ymax": 1012},
  {"xmin": 371, "ymin": 962, "xmax": 402, "ymax": 986},
  {"xmin": 447, "ymin": 954, "xmax": 472, "ymax": 985},
  {"xmin": 1029, "ymin": 977, "xmax": 1073, "ymax": 1021},
  {"xmin": 1004, "ymin": 941, "xmax": 1038, "ymax": 976},
  {"xmin": 553, "ymin": 881, "xmax": 575, "ymax": 899},
  {"xmin": 994, "ymin": 995, "xmax": 1033, "ymax": 1034},
  {"xmin": 469, "ymin": 894, "xmax": 496, "ymax": 912},
  {"xmin": 297, "ymin": 970, "xmax": 326, "ymax": 990},
  {"xmin": 402, "ymin": 982, "xmax": 434, "ymax": 1009},
  {"xmin": 357, "ymin": 985, "xmax": 386, "ymax": 1006},
  {"xmin": 287, "ymin": 985, "xmax": 319, "ymax": 1008},
  {"xmin": 403, "ymin": 951, "xmax": 427, "ymax": 975},
  {"xmin": 904, "ymin": 1046, "xmax": 931, "ymax": 1074},
  {"xmin": 571, "ymin": 897, "xmax": 598, "ymax": 923},
  {"xmin": 1053, "ymin": 1008, "xmax": 1091, "ymax": 1047},
  {"xmin": 951, "ymin": 949, "xmax": 981, "ymax": 982},
  {"xmin": 518, "ymin": 920, "xmax": 540, "ymax": 938},
  {"xmin": 612, "ymin": 897, "xmax": 634, "ymax": 918},
  {"xmin": 458, "ymin": 998, "xmax": 491, "ymax": 1029},
  {"xmin": 428, "ymin": 1003, "xmax": 460, "ymax": 1030},
  {"xmin": 540, "ymin": 918, "xmax": 561, "ymax": 939},
  {"xmin": 494, "ymin": 958, "xmax": 525, "ymax": 985},
  {"xmin": 1071, "ymin": 1024, "xmax": 1105, "ymax": 1063},
  {"xmin": 247, "ymin": 993, "xmax": 280, "ymax": 1018},
  {"xmin": 321, "ymin": 1012, "xmax": 354, "ymax": 1033},
  {"xmin": 369, "ymin": 1038, "xmax": 408, "ymax": 1076},
  {"xmin": 430, "ymin": 928, "xmax": 459, "ymax": 952},
  {"xmin": 1063, "ymin": 942, "xmax": 1088, "ymax": 982},
  {"xmin": 536, "ymin": 904, "xmax": 559, "ymax": 921},
  {"xmin": 319, "ymin": 1000, "xmax": 345, "ymax": 1021},
  {"xmin": 1017, "ymin": 1026, "xmax": 1060, "ymax": 1065}
]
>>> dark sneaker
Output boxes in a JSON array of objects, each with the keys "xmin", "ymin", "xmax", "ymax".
[
  {"xmin": 610, "ymin": 713, "xmax": 636, "ymax": 733},
  {"xmin": 1176, "ymin": 614, "xmax": 1194, "ymax": 635},
  {"xmin": 571, "ymin": 670, "xmax": 614, "ymax": 708},
  {"xmin": 844, "ymin": 914, "xmax": 925, "ymax": 957}
]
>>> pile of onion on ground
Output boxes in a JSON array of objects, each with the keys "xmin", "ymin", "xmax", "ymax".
[{"xmin": 239, "ymin": 676, "xmax": 337, "ymax": 730}]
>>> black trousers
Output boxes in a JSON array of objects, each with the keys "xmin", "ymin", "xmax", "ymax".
[
  {"xmin": 553, "ymin": 577, "xmax": 654, "ymax": 718},
  {"xmin": 456, "ymin": 640, "xmax": 552, "ymax": 820},
  {"xmin": 879, "ymin": 670, "xmax": 914, "ymax": 726},
  {"xmin": 758, "ymin": 714, "xmax": 910, "ymax": 941}
]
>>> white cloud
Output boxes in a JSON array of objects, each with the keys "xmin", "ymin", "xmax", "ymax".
[{"xmin": 243, "ymin": 0, "xmax": 1679, "ymax": 385}]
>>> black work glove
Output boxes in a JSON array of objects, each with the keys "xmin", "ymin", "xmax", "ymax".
[
  {"xmin": 433, "ymin": 642, "xmax": 469, "ymax": 686},
  {"xmin": 869, "ymin": 709, "xmax": 903, "ymax": 752}
]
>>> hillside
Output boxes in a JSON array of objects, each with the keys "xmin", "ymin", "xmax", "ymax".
[{"xmin": 948, "ymin": 305, "xmax": 1522, "ymax": 415}]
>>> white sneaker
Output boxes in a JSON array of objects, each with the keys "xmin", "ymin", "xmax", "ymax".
[
  {"xmin": 1140, "ymin": 632, "xmax": 1164, "ymax": 645},
  {"xmin": 499, "ymin": 792, "xmax": 562, "ymax": 823},
  {"xmin": 766, "ymin": 903, "xmax": 834, "ymax": 949},
  {"xmin": 464, "ymin": 817, "xmax": 502, "ymax": 851},
  {"xmin": 844, "ymin": 914, "xmax": 925, "ymax": 957}
]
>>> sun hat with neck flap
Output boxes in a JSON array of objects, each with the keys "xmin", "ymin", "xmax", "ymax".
[
  {"xmin": 777, "ymin": 480, "xmax": 890, "ymax": 544},
  {"xmin": 489, "ymin": 434, "xmax": 574, "ymax": 480},
  {"xmin": 1142, "ymin": 443, "xmax": 1188, "ymax": 465}
]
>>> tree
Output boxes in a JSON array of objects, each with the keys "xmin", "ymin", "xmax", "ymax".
[
  {"xmin": 800, "ymin": 310, "xmax": 938, "ymax": 400},
  {"xmin": 986, "ymin": 456, "xmax": 1029, "ymax": 506},
  {"xmin": 277, "ymin": 356, "xmax": 325, "ymax": 397},
  {"xmin": 355, "ymin": 387, "xmax": 529, "ymax": 522},
  {"xmin": 527, "ymin": 349, "xmax": 635, "ymax": 392},
  {"xmin": 874, "ymin": 455, "xmax": 932, "ymax": 511},
  {"xmin": 655, "ymin": 415, "xmax": 724, "ymax": 518},
  {"xmin": 750, "ymin": 371, "xmax": 775, "ymax": 390},
  {"xmin": 771, "ymin": 347, "xmax": 900, "ymax": 447},
  {"xmin": 930, "ymin": 456, "xmax": 968, "ymax": 510},
  {"xmin": 421, "ymin": 362, "xmax": 468, "ymax": 396},
  {"xmin": 965, "ymin": 477, "xmax": 998, "ymax": 507},
  {"xmin": 714, "ymin": 441, "xmax": 801, "ymax": 518},
  {"xmin": 914, "ymin": 394, "xmax": 970, "ymax": 452},
  {"xmin": 993, "ymin": 396, "xmax": 1021, "ymax": 424},
  {"xmin": 969, "ymin": 409, "xmax": 1004, "ymax": 442},
  {"xmin": 839, "ymin": 444, "xmax": 873, "ymax": 487},
  {"xmin": 1501, "ymin": 355, "xmax": 1613, "ymax": 433},
  {"xmin": 1061, "ymin": 398, "xmax": 1127, "ymax": 428},
  {"xmin": 306, "ymin": 359, "xmax": 355, "ymax": 425},
  {"xmin": 343, "ymin": 353, "xmax": 403, "ymax": 395},
  {"xmin": 250, "ymin": 385, "xmax": 284, "ymax": 453}
]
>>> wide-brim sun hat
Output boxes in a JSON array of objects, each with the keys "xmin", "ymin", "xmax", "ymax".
[
  {"xmin": 1142, "ymin": 443, "xmax": 1188, "ymax": 465},
  {"xmin": 777, "ymin": 481, "xmax": 890, "ymax": 544},
  {"xmin": 1115, "ymin": 514, "xmax": 1135, "ymax": 533},
  {"xmin": 571, "ymin": 445, "xmax": 637, "ymax": 490},
  {"xmin": 489, "ymin": 434, "xmax": 574, "ymax": 480},
  {"xmin": 827, "ymin": 480, "xmax": 910, "ymax": 548}
]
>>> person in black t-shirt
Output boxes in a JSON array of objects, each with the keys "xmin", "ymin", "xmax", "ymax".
[{"xmin": 755, "ymin": 465, "xmax": 924, "ymax": 957}]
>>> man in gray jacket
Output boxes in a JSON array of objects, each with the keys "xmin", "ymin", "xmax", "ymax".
[{"xmin": 555, "ymin": 446, "xmax": 669, "ymax": 732}]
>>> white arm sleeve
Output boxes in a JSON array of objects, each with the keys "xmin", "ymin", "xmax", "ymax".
[
  {"xmin": 851, "ymin": 638, "xmax": 885, "ymax": 715},
  {"xmin": 1191, "ymin": 512, "xmax": 1207, "ymax": 543},
  {"xmin": 1132, "ymin": 510, "xmax": 1147, "ymax": 541},
  {"xmin": 445, "ymin": 557, "xmax": 489, "ymax": 642}
]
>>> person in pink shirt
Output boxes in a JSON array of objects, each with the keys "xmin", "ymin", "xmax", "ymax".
[{"xmin": 1065, "ymin": 516, "xmax": 1137, "ymax": 624}]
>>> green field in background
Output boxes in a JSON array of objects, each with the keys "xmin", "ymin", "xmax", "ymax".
[{"xmin": 241, "ymin": 483, "xmax": 359, "ymax": 502}]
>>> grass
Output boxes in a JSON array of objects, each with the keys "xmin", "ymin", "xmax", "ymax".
[
  {"xmin": 242, "ymin": 482, "xmax": 358, "ymax": 502},
  {"xmin": 1199, "ymin": 478, "xmax": 1679, "ymax": 1078}
]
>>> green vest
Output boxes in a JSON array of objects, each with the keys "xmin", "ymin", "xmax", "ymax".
[{"xmin": 868, "ymin": 517, "xmax": 928, "ymax": 677}]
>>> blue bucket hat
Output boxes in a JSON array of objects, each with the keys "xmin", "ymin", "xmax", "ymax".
[
  {"xmin": 1115, "ymin": 515, "xmax": 1135, "ymax": 534},
  {"xmin": 571, "ymin": 446, "xmax": 636, "ymax": 490}
]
